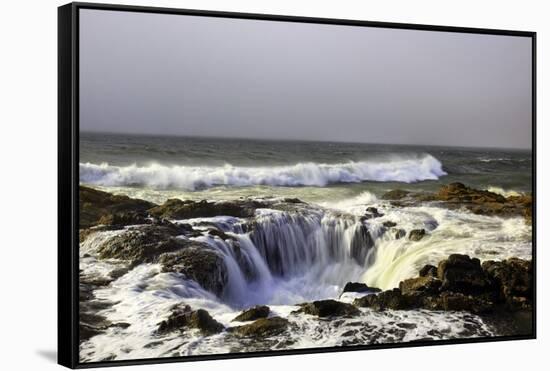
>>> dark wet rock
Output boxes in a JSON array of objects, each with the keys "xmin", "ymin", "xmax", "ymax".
[
  {"xmin": 232, "ymin": 306, "xmax": 270, "ymax": 322},
  {"xmin": 394, "ymin": 229, "xmax": 406, "ymax": 240},
  {"xmin": 80, "ymin": 218, "xmax": 195, "ymax": 243},
  {"xmin": 341, "ymin": 329, "xmax": 358, "ymax": 337},
  {"xmin": 350, "ymin": 224, "xmax": 374, "ymax": 265},
  {"xmin": 399, "ymin": 276, "xmax": 442, "ymax": 295},
  {"xmin": 469, "ymin": 200, "xmax": 531, "ymax": 221},
  {"xmin": 296, "ymin": 299, "xmax": 360, "ymax": 317},
  {"xmin": 382, "ymin": 221, "xmax": 397, "ymax": 228},
  {"xmin": 79, "ymin": 186, "xmax": 155, "ymax": 228},
  {"xmin": 436, "ymin": 184, "xmax": 532, "ymax": 222},
  {"xmin": 78, "ymin": 306, "xmax": 120, "ymax": 343},
  {"xmin": 238, "ymin": 221, "xmax": 257, "ymax": 234},
  {"xmin": 354, "ymin": 288, "xmax": 421, "ymax": 310},
  {"xmin": 143, "ymin": 341, "xmax": 164, "ymax": 349},
  {"xmin": 159, "ymin": 246, "xmax": 227, "ymax": 296},
  {"xmin": 80, "ymin": 299, "xmax": 116, "ymax": 313},
  {"xmin": 510, "ymin": 194, "xmax": 533, "ymax": 225},
  {"xmin": 96, "ymin": 224, "xmax": 190, "ymax": 264},
  {"xmin": 80, "ymin": 230, "xmax": 103, "ymax": 244},
  {"xmin": 79, "ymin": 312, "xmax": 113, "ymax": 342},
  {"xmin": 419, "ymin": 264, "xmax": 438, "ymax": 277},
  {"xmin": 437, "ymin": 182, "xmax": 506, "ymax": 204},
  {"xmin": 482, "ymin": 258, "xmax": 532, "ymax": 310},
  {"xmin": 480, "ymin": 308, "xmax": 533, "ymax": 336},
  {"xmin": 382, "ymin": 184, "xmax": 532, "ymax": 223},
  {"xmin": 98, "ymin": 211, "xmax": 150, "ymax": 227},
  {"xmin": 109, "ymin": 267, "xmax": 131, "ymax": 280},
  {"xmin": 112, "ymin": 322, "xmax": 131, "ymax": 329},
  {"xmin": 411, "ymin": 193, "xmax": 438, "ymax": 202},
  {"xmin": 193, "ymin": 221, "xmax": 222, "ymax": 229},
  {"xmin": 270, "ymin": 202, "xmax": 311, "ymax": 213},
  {"xmin": 282, "ymin": 198, "xmax": 304, "ymax": 204},
  {"xmin": 396, "ymin": 322, "xmax": 417, "ymax": 329},
  {"xmin": 366, "ymin": 207, "xmax": 380, "ymax": 214},
  {"xmin": 437, "ymin": 254, "xmax": 493, "ymax": 295},
  {"xmin": 354, "ymin": 255, "xmax": 532, "ymax": 318},
  {"xmin": 91, "ymin": 210, "xmax": 228, "ymax": 295},
  {"xmin": 382, "ymin": 189, "xmax": 410, "ymax": 200},
  {"xmin": 79, "ymin": 269, "xmax": 123, "ymax": 343},
  {"xmin": 342, "ymin": 282, "xmax": 381, "ymax": 295},
  {"xmin": 80, "ymin": 312, "xmax": 112, "ymax": 329},
  {"xmin": 172, "ymin": 222, "xmax": 197, "ymax": 235},
  {"xmin": 362, "ymin": 207, "xmax": 384, "ymax": 219},
  {"xmin": 230, "ymin": 317, "xmax": 289, "ymax": 337},
  {"xmin": 523, "ymin": 207, "xmax": 532, "ymax": 225},
  {"xmin": 80, "ymin": 323, "xmax": 105, "ymax": 342},
  {"xmin": 157, "ymin": 305, "xmax": 224, "ymax": 336},
  {"xmin": 156, "ymin": 303, "xmax": 188, "ymax": 332},
  {"xmin": 80, "ymin": 275, "xmax": 113, "ymax": 287},
  {"xmin": 182, "ymin": 309, "xmax": 224, "ymax": 335},
  {"xmin": 408, "ymin": 229, "xmax": 426, "ymax": 241},
  {"xmin": 149, "ymin": 198, "xmax": 269, "ymax": 220},
  {"xmin": 78, "ymin": 225, "xmax": 114, "ymax": 243},
  {"xmin": 422, "ymin": 292, "xmax": 493, "ymax": 314},
  {"xmin": 354, "ymin": 286, "xmax": 492, "ymax": 314},
  {"xmin": 507, "ymin": 194, "xmax": 532, "ymax": 207},
  {"xmin": 207, "ymin": 228, "xmax": 237, "ymax": 241}
]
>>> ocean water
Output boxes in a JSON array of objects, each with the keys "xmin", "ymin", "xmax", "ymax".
[
  {"xmin": 80, "ymin": 132, "xmax": 532, "ymax": 204},
  {"xmin": 79, "ymin": 132, "xmax": 533, "ymax": 362}
]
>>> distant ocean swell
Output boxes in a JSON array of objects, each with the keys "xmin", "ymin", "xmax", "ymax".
[{"xmin": 79, "ymin": 154, "xmax": 446, "ymax": 190}]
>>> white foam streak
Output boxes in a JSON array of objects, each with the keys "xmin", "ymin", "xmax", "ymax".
[
  {"xmin": 80, "ymin": 155, "xmax": 447, "ymax": 190},
  {"xmin": 79, "ymin": 199, "xmax": 531, "ymax": 361},
  {"xmin": 487, "ymin": 186, "xmax": 522, "ymax": 198},
  {"xmin": 362, "ymin": 207, "xmax": 532, "ymax": 289},
  {"xmin": 320, "ymin": 191, "xmax": 379, "ymax": 215}
]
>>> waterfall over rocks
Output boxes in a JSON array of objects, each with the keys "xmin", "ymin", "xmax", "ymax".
[
  {"xmin": 78, "ymin": 187, "xmax": 532, "ymax": 362},
  {"xmin": 181, "ymin": 206, "xmax": 377, "ymax": 307}
]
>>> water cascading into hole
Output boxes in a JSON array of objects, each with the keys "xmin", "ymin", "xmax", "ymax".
[{"xmin": 189, "ymin": 208, "xmax": 378, "ymax": 307}]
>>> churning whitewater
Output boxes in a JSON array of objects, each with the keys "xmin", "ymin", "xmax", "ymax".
[
  {"xmin": 78, "ymin": 134, "xmax": 532, "ymax": 362},
  {"xmin": 79, "ymin": 190, "xmax": 530, "ymax": 361}
]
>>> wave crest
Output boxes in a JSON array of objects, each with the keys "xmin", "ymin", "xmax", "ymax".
[{"xmin": 79, "ymin": 155, "xmax": 446, "ymax": 190}]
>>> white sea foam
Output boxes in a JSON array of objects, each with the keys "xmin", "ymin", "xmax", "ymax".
[
  {"xmin": 79, "ymin": 155, "xmax": 447, "ymax": 190},
  {"xmin": 487, "ymin": 186, "xmax": 522, "ymax": 198},
  {"xmin": 361, "ymin": 206, "xmax": 532, "ymax": 289},
  {"xmin": 78, "ymin": 195, "xmax": 531, "ymax": 361},
  {"xmin": 320, "ymin": 191, "xmax": 379, "ymax": 215}
]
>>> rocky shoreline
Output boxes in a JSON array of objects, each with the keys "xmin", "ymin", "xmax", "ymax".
[
  {"xmin": 383, "ymin": 182, "xmax": 532, "ymax": 224},
  {"xmin": 147, "ymin": 253, "xmax": 532, "ymax": 339},
  {"xmin": 78, "ymin": 184, "xmax": 533, "ymax": 345}
]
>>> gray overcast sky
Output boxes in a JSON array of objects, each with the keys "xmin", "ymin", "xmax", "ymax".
[{"xmin": 80, "ymin": 9, "xmax": 532, "ymax": 149}]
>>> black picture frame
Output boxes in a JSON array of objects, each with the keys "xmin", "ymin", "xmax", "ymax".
[{"xmin": 58, "ymin": 2, "xmax": 537, "ymax": 369}]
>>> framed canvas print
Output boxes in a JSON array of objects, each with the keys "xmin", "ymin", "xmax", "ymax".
[{"xmin": 58, "ymin": 2, "xmax": 536, "ymax": 368}]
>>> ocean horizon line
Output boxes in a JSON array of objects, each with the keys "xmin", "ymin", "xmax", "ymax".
[{"xmin": 80, "ymin": 130, "xmax": 532, "ymax": 152}]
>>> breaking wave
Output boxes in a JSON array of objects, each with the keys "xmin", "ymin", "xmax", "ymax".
[{"xmin": 79, "ymin": 155, "xmax": 446, "ymax": 190}]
